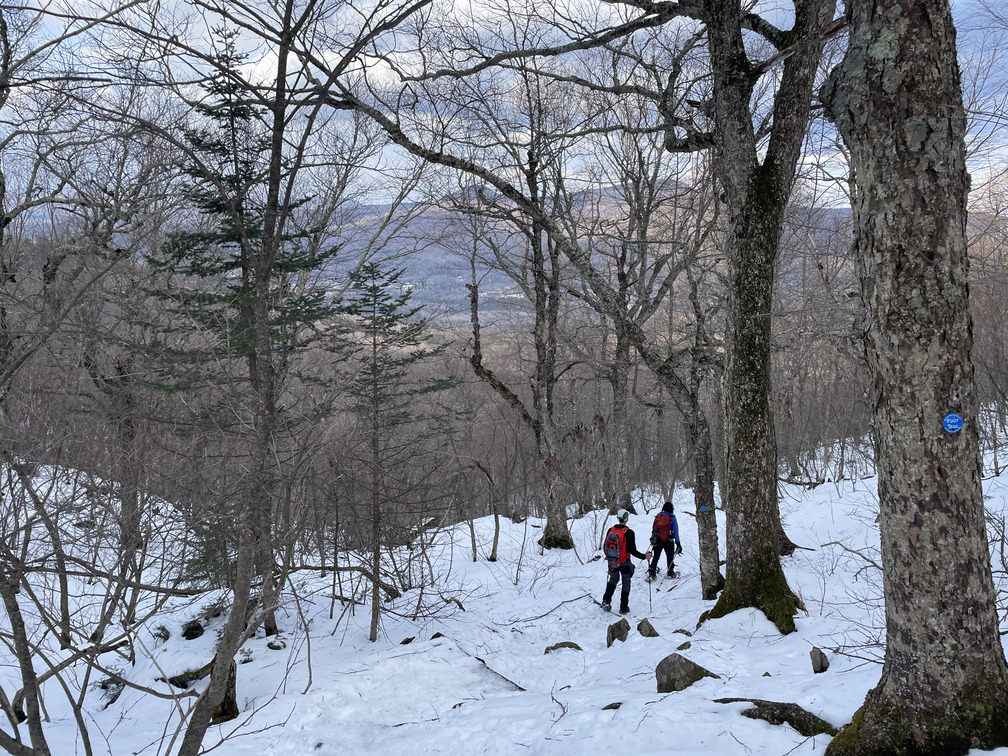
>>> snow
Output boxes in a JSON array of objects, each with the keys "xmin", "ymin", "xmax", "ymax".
[{"xmin": 5, "ymin": 475, "xmax": 1008, "ymax": 755}]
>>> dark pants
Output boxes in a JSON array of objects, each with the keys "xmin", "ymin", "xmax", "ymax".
[
  {"xmin": 602, "ymin": 562, "xmax": 634, "ymax": 611},
  {"xmin": 649, "ymin": 540, "xmax": 676, "ymax": 577}
]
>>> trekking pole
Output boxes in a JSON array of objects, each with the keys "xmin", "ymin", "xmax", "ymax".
[{"xmin": 648, "ymin": 561, "xmax": 653, "ymax": 612}]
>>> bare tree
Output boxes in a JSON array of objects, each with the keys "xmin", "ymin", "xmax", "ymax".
[
  {"xmin": 442, "ymin": 58, "xmax": 585, "ymax": 550},
  {"xmin": 573, "ymin": 72, "xmax": 727, "ymax": 595},
  {"xmin": 338, "ymin": 0, "xmax": 845, "ymax": 629}
]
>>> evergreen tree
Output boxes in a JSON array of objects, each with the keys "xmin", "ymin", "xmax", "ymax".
[
  {"xmin": 150, "ymin": 32, "xmax": 332, "ymax": 390},
  {"xmin": 144, "ymin": 30, "xmax": 338, "ymax": 633},
  {"xmin": 336, "ymin": 262, "xmax": 456, "ymax": 642}
]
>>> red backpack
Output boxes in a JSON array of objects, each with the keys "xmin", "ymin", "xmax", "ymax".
[
  {"xmin": 604, "ymin": 526, "xmax": 628, "ymax": 572},
  {"xmin": 653, "ymin": 513, "xmax": 672, "ymax": 543}
]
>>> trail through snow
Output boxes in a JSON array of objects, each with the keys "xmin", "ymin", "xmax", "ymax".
[{"xmin": 6, "ymin": 477, "xmax": 1008, "ymax": 755}]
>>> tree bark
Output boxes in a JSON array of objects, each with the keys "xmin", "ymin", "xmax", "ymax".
[
  {"xmin": 822, "ymin": 0, "xmax": 1008, "ymax": 751},
  {"xmin": 0, "ymin": 572, "xmax": 52, "ymax": 756},
  {"xmin": 691, "ymin": 411, "xmax": 724, "ymax": 599},
  {"xmin": 369, "ymin": 275, "xmax": 384, "ymax": 642},
  {"xmin": 176, "ymin": 509, "xmax": 257, "ymax": 756},
  {"xmin": 530, "ymin": 193, "xmax": 574, "ymax": 550},
  {"xmin": 465, "ymin": 191, "xmax": 574, "ymax": 550}
]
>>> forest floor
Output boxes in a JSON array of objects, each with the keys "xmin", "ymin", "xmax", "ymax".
[{"xmin": 9, "ymin": 474, "xmax": 1008, "ymax": 755}]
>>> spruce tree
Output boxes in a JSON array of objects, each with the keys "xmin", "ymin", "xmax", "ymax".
[
  {"xmin": 145, "ymin": 31, "xmax": 336, "ymax": 630},
  {"xmin": 336, "ymin": 262, "xmax": 455, "ymax": 642}
]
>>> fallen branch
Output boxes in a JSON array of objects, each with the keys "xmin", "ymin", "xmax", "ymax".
[
  {"xmin": 436, "ymin": 633, "xmax": 526, "ymax": 692},
  {"xmin": 507, "ymin": 593, "xmax": 592, "ymax": 624},
  {"xmin": 472, "ymin": 656, "xmax": 526, "ymax": 692},
  {"xmin": 439, "ymin": 593, "xmax": 464, "ymax": 611}
]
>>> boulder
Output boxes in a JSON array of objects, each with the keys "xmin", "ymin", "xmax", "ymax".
[
  {"xmin": 810, "ymin": 647, "xmax": 830, "ymax": 673},
  {"xmin": 637, "ymin": 618, "xmax": 660, "ymax": 637},
  {"xmin": 676, "ymin": 641, "xmax": 692, "ymax": 651},
  {"xmin": 714, "ymin": 698, "xmax": 838, "ymax": 737},
  {"xmin": 181, "ymin": 621, "xmax": 204, "ymax": 640},
  {"xmin": 656, "ymin": 653, "xmax": 719, "ymax": 693},
  {"xmin": 606, "ymin": 618, "xmax": 631, "ymax": 648}
]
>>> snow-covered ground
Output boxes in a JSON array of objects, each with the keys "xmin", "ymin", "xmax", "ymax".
[{"xmin": 6, "ymin": 474, "xmax": 1008, "ymax": 755}]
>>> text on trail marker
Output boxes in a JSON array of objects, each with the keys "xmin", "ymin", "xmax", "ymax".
[{"xmin": 943, "ymin": 413, "xmax": 963, "ymax": 433}]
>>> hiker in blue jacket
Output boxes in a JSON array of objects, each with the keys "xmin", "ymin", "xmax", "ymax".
[
  {"xmin": 646, "ymin": 501, "xmax": 682, "ymax": 581},
  {"xmin": 601, "ymin": 508, "xmax": 651, "ymax": 615}
]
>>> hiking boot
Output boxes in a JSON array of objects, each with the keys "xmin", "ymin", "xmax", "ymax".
[
  {"xmin": 666, "ymin": 568, "xmax": 677, "ymax": 579},
  {"xmin": 644, "ymin": 572, "xmax": 656, "ymax": 583},
  {"xmin": 619, "ymin": 606, "xmax": 630, "ymax": 615},
  {"xmin": 601, "ymin": 601, "xmax": 611, "ymax": 611}
]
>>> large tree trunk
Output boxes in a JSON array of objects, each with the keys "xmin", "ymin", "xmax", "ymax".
[
  {"xmin": 176, "ymin": 508, "xmax": 257, "ymax": 756},
  {"xmin": 822, "ymin": 0, "xmax": 1008, "ymax": 752},
  {"xmin": 250, "ymin": 282, "xmax": 280, "ymax": 638},
  {"xmin": 684, "ymin": 258, "xmax": 724, "ymax": 599},
  {"xmin": 708, "ymin": 205, "xmax": 801, "ymax": 630},
  {"xmin": 699, "ymin": 0, "xmax": 834, "ymax": 634},
  {"xmin": 539, "ymin": 429, "xmax": 575, "ymax": 549},
  {"xmin": 369, "ymin": 291, "xmax": 384, "ymax": 641},
  {"xmin": 531, "ymin": 203, "xmax": 574, "ymax": 550}
]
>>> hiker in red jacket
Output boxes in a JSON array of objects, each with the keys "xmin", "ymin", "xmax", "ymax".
[
  {"xmin": 601, "ymin": 508, "xmax": 652, "ymax": 615},
  {"xmin": 646, "ymin": 501, "xmax": 682, "ymax": 581}
]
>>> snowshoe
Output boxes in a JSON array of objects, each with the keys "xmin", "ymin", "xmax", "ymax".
[
  {"xmin": 601, "ymin": 601, "xmax": 611, "ymax": 612},
  {"xmin": 619, "ymin": 607, "xmax": 631, "ymax": 615}
]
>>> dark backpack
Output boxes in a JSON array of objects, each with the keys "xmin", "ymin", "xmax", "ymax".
[
  {"xmin": 653, "ymin": 513, "xmax": 672, "ymax": 543},
  {"xmin": 604, "ymin": 526, "xmax": 628, "ymax": 572}
]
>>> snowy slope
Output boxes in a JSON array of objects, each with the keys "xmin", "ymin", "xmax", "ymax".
[{"xmin": 7, "ymin": 476, "xmax": 1008, "ymax": 755}]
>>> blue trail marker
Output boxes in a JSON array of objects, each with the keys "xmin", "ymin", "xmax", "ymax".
[{"xmin": 943, "ymin": 413, "xmax": 963, "ymax": 433}]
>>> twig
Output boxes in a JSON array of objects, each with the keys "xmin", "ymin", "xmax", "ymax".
[
  {"xmin": 287, "ymin": 580, "xmax": 313, "ymax": 696},
  {"xmin": 508, "ymin": 593, "xmax": 591, "ymax": 623},
  {"xmin": 549, "ymin": 683, "xmax": 568, "ymax": 724},
  {"xmin": 781, "ymin": 737, "xmax": 814, "ymax": 756},
  {"xmin": 438, "ymin": 633, "xmax": 526, "ymax": 691},
  {"xmin": 820, "ymin": 541, "xmax": 882, "ymax": 571}
]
